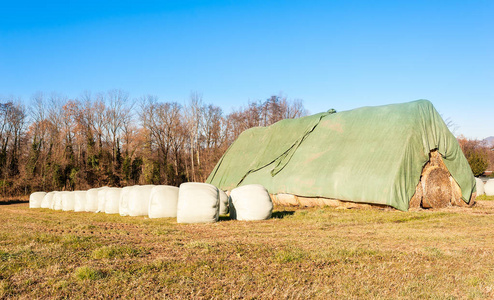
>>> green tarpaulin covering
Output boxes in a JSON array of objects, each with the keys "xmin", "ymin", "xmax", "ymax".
[{"xmin": 207, "ymin": 100, "xmax": 475, "ymax": 211}]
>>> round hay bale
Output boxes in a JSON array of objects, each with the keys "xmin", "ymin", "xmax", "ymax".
[
  {"xmin": 62, "ymin": 191, "xmax": 76, "ymax": 211},
  {"xmin": 219, "ymin": 189, "xmax": 229, "ymax": 215},
  {"xmin": 177, "ymin": 182, "xmax": 219, "ymax": 223},
  {"xmin": 41, "ymin": 192, "xmax": 55, "ymax": 209},
  {"xmin": 119, "ymin": 186, "xmax": 133, "ymax": 216},
  {"xmin": 148, "ymin": 185, "xmax": 179, "ymax": 218},
  {"xmin": 97, "ymin": 187, "xmax": 110, "ymax": 213},
  {"xmin": 475, "ymin": 178, "xmax": 485, "ymax": 196},
  {"xmin": 105, "ymin": 187, "xmax": 121, "ymax": 214},
  {"xmin": 86, "ymin": 187, "xmax": 104, "ymax": 212},
  {"xmin": 230, "ymin": 184, "xmax": 272, "ymax": 221},
  {"xmin": 128, "ymin": 185, "xmax": 155, "ymax": 217},
  {"xmin": 421, "ymin": 166, "xmax": 452, "ymax": 208},
  {"xmin": 74, "ymin": 191, "xmax": 87, "ymax": 212},
  {"xmin": 53, "ymin": 192, "xmax": 64, "ymax": 210},
  {"xmin": 29, "ymin": 192, "xmax": 46, "ymax": 208},
  {"xmin": 485, "ymin": 179, "xmax": 494, "ymax": 196}
]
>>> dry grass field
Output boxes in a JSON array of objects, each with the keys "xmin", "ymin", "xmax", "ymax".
[{"xmin": 1, "ymin": 198, "xmax": 494, "ymax": 299}]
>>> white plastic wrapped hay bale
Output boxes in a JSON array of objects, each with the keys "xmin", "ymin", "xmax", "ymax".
[
  {"xmin": 148, "ymin": 185, "xmax": 179, "ymax": 218},
  {"xmin": 49, "ymin": 192, "xmax": 58, "ymax": 209},
  {"xmin": 485, "ymin": 179, "xmax": 494, "ymax": 196},
  {"xmin": 86, "ymin": 187, "xmax": 108, "ymax": 212},
  {"xmin": 53, "ymin": 192, "xmax": 63, "ymax": 210},
  {"xmin": 128, "ymin": 185, "xmax": 155, "ymax": 217},
  {"xmin": 29, "ymin": 192, "xmax": 46, "ymax": 208},
  {"xmin": 105, "ymin": 188, "xmax": 121, "ymax": 214},
  {"xmin": 86, "ymin": 188, "xmax": 100, "ymax": 212},
  {"xmin": 219, "ymin": 189, "xmax": 229, "ymax": 215},
  {"xmin": 177, "ymin": 183, "xmax": 219, "ymax": 224},
  {"xmin": 475, "ymin": 178, "xmax": 485, "ymax": 196},
  {"xmin": 74, "ymin": 191, "xmax": 87, "ymax": 212},
  {"xmin": 230, "ymin": 184, "xmax": 272, "ymax": 221},
  {"xmin": 41, "ymin": 192, "xmax": 55, "ymax": 209},
  {"xmin": 62, "ymin": 191, "xmax": 76, "ymax": 211},
  {"xmin": 97, "ymin": 187, "xmax": 111, "ymax": 213},
  {"xmin": 119, "ymin": 186, "xmax": 133, "ymax": 216}
]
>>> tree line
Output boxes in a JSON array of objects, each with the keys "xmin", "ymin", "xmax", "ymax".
[
  {"xmin": 1, "ymin": 91, "xmax": 491, "ymax": 198},
  {"xmin": 0, "ymin": 91, "xmax": 307, "ymax": 197},
  {"xmin": 457, "ymin": 136, "xmax": 494, "ymax": 177}
]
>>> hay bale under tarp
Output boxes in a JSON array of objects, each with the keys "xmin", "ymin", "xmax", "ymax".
[
  {"xmin": 485, "ymin": 179, "xmax": 494, "ymax": 196},
  {"xmin": 29, "ymin": 192, "xmax": 46, "ymax": 208},
  {"xmin": 272, "ymin": 194, "xmax": 383, "ymax": 209},
  {"xmin": 475, "ymin": 178, "xmax": 485, "ymax": 196},
  {"xmin": 271, "ymin": 150, "xmax": 473, "ymax": 210}
]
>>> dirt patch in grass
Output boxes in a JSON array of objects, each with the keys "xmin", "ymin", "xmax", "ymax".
[{"xmin": 0, "ymin": 202, "xmax": 493, "ymax": 299}]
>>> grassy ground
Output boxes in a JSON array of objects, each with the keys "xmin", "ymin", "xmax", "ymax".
[{"xmin": 1, "ymin": 201, "xmax": 494, "ymax": 299}]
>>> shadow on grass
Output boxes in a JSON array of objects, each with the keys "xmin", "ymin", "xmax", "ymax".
[
  {"xmin": 218, "ymin": 211, "xmax": 295, "ymax": 221},
  {"xmin": 0, "ymin": 200, "xmax": 28, "ymax": 205},
  {"xmin": 272, "ymin": 211, "xmax": 295, "ymax": 219}
]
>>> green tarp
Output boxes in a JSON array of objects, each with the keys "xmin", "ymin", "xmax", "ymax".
[{"xmin": 207, "ymin": 100, "xmax": 476, "ymax": 211}]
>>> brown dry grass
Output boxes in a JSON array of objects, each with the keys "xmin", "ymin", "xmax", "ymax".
[{"xmin": 1, "ymin": 201, "xmax": 494, "ymax": 299}]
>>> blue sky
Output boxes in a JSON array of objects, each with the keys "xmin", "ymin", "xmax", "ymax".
[{"xmin": 0, "ymin": 0, "xmax": 492, "ymax": 139}]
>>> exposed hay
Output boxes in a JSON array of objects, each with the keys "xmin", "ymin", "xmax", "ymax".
[
  {"xmin": 271, "ymin": 193, "xmax": 388, "ymax": 210},
  {"xmin": 409, "ymin": 181, "xmax": 423, "ymax": 209},
  {"xmin": 414, "ymin": 150, "xmax": 473, "ymax": 209},
  {"xmin": 421, "ymin": 166, "xmax": 451, "ymax": 208}
]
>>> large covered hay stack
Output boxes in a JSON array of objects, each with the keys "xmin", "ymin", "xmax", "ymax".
[{"xmin": 207, "ymin": 100, "xmax": 475, "ymax": 211}]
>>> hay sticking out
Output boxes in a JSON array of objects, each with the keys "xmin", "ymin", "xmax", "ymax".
[
  {"xmin": 421, "ymin": 166, "xmax": 452, "ymax": 208},
  {"xmin": 416, "ymin": 150, "xmax": 473, "ymax": 209},
  {"xmin": 271, "ymin": 193, "xmax": 383, "ymax": 209}
]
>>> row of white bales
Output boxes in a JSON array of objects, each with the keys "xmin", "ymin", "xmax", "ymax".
[
  {"xmin": 475, "ymin": 178, "xmax": 494, "ymax": 196},
  {"xmin": 28, "ymin": 183, "xmax": 274, "ymax": 223}
]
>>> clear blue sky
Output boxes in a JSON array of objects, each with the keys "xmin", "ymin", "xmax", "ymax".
[{"xmin": 1, "ymin": 0, "xmax": 492, "ymax": 139}]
